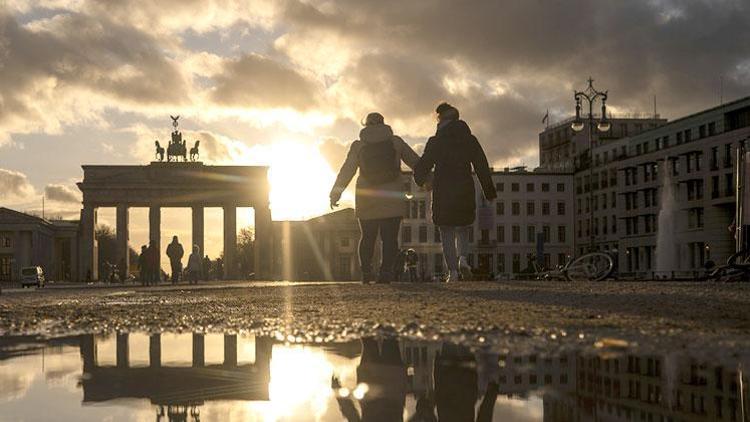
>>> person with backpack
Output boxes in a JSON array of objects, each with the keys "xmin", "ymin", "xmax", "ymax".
[
  {"xmin": 414, "ymin": 103, "xmax": 496, "ymax": 282},
  {"xmin": 330, "ymin": 112, "xmax": 422, "ymax": 283}
]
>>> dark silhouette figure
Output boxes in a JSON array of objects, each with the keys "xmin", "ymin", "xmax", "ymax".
[
  {"xmin": 138, "ymin": 245, "xmax": 148, "ymax": 286},
  {"xmin": 330, "ymin": 112, "xmax": 421, "ymax": 283},
  {"xmin": 433, "ymin": 343, "xmax": 498, "ymax": 422},
  {"xmin": 215, "ymin": 257, "xmax": 224, "ymax": 280},
  {"xmin": 146, "ymin": 240, "xmax": 160, "ymax": 285},
  {"xmin": 202, "ymin": 255, "xmax": 211, "ymax": 280},
  {"xmin": 186, "ymin": 245, "xmax": 201, "ymax": 284},
  {"xmin": 405, "ymin": 249, "xmax": 419, "ymax": 282},
  {"xmin": 414, "ymin": 103, "xmax": 496, "ymax": 282},
  {"xmin": 409, "ymin": 395, "xmax": 437, "ymax": 422},
  {"xmin": 118, "ymin": 257, "xmax": 127, "ymax": 282},
  {"xmin": 334, "ymin": 337, "xmax": 407, "ymax": 422},
  {"xmin": 166, "ymin": 236, "xmax": 184, "ymax": 284}
]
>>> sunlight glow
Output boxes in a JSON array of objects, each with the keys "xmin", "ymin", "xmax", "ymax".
[
  {"xmin": 267, "ymin": 141, "xmax": 336, "ymax": 221},
  {"xmin": 264, "ymin": 346, "xmax": 335, "ymax": 420}
]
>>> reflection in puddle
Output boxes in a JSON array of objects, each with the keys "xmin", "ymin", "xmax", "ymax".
[{"xmin": 0, "ymin": 333, "xmax": 747, "ymax": 421}]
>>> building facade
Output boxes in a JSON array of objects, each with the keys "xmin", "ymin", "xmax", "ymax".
[
  {"xmin": 0, "ymin": 207, "xmax": 80, "ymax": 282},
  {"xmin": 539, "ymin": 96, "xmax": 750, "ymax": 277},
  {"xmin": 272, "ymin": 208, "xmax": 363, "ymax": 281},
  {"xmin": 401, "ymin": 168, "xmax": 576, "ymax": 280},
  {"xmin": 615, "ymin": 97, "xmax": 750, "ymax": 276}
]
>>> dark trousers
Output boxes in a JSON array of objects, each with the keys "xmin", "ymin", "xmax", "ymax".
[
  {"xmin": 170, "ymin": 261, "xmax": 181, "ymax": 283},
  {"xmin": 359, "ymin": 217, "xmax": 401, "ymax": 281}
]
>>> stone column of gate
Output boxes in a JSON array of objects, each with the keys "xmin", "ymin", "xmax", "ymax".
[
  {"xmin": 80, "ymin": 205, "xmax": 98, "ymax": 281},
  {"xmin": 192, "ymin": 206, "xmax": 204, "ymax": 260},
  {"xmin": 116, "ymin": 204, "xmax": 129, "ymax": 277},
  {"xmin": 149, "ymin": 206, "xmax": 161, "ymax": 276},
  {"xmin": 223, "ymin": 206, "xmax": 237, "ymax": 279},
  {"xmin": 254, "ymin": 205, "xmax": 273, "ymax": 280}
]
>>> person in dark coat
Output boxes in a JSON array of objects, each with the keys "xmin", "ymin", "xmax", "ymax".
[
  {"xmin": 334, "ymin": 337, "xmax": 407, "ymax": 422},
  {"xmin": 146, "ymin": 239, "xmax": 160, "ymax": 286},
  {"xmin": 166, "ymin": 236, "xmax": 184, "ymax": 284},
  {"xmin": 414, "ymin": 103, "xmax": 496, "ymax": 282},
  {"xmin": 202, "ymin": 255, "xmax": 211, "ymax": 281},
  {"xmin": 138, "ymin": 245, "xmax": 148, "ymax": 286}
]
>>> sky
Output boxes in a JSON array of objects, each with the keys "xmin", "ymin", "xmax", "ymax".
[{"xmin": 1, "ymin": 0, "xmax": 750, "ymax": 254}]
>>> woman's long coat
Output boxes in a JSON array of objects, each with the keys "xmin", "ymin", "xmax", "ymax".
[{"xmin": 414, "ymin": 119, "xmax": 496, "ymax": 226}]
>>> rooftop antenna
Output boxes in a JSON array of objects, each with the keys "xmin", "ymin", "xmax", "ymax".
[
  {"xmin": 720, "ymin": 76, "xmax": 724, "ymax": 105},
  {"xmin": 42, "ymin": 195, "xmax": 45, "ymax": 220},
  {"xmin": 653, "ymin": 95, "xmax": 657, "ymax": 118}
]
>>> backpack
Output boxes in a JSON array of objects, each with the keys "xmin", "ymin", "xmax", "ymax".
[{"xmin": 359, "ymin": 139, "xmax": 400, "ymax": 185}]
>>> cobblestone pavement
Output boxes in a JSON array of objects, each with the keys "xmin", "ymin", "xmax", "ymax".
[{"xmin": 1, "ymin": 281, "xmax": 749, "ymax": 346}]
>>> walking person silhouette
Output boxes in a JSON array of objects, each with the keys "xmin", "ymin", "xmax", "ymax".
[
  {"xmin": 330, "ymin": 112, "xmax": 421, "ymax": 283},
  {"xmin": 415, "ymin": 103, "xmax": 496, "ymax": 282},
  {"xmin": 166, "ymin": 236, "xmax": 184, "ymax": 284}
]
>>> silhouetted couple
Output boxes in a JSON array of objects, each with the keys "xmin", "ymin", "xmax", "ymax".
[
  {"xmin": 331, "ymin": 103, "xmax": 496, "ymax": 283},
  {"xmin": 333, "ymin": 338, "xmax": 498, "ymax": 421}
]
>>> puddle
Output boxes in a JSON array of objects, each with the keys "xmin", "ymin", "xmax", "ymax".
[{"xmin": 0, "ymin": 332, "xmax": 747, "ymax": 421}]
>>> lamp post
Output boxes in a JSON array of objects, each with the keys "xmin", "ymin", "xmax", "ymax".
[{"xmin": 571, "ymin": 77, "xmax": 611, "ymax": 252}]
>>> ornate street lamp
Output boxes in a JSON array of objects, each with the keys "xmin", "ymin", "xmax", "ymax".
[{"xmin": 571, "ymin": 77, "xmax": 610, "ymax": 252}]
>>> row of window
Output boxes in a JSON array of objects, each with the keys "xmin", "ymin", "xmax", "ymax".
[
  {"xmin": 577, "ymin": 193, "xmax": 617, "ymax": 214},
  {"xmin": 401, "ymin": 224, "xmax": 569, "ymax": 245},
  {"xmin": 623, "ymin": 143, "xmax": 734, "ymax": 188},
  {"xmin": 621, "ymin": 173, "xmax": 734, "ymax": 210},
  {"xmin": 579, "ymin": 170, "xmax": 619, "ymax": 193},
  {"xmin": 494, "ymin": 225, "xmax": 567, "ymax": 244},
  {"xmin": 577, "ymin": 216, "xmax": 618, "ymax": 238},
  {"xmin": 496, "ymin": 182, "xmax": 566, "ymax": 193},
  {"xmin": 637, "ymin": 122, "xmax": 719, "ymax": 157},
  {"xmin": 0, "ymin": 236, "xmax": 11, "ymax": 248},
  {"xmin": 497, "ymin": 201, "xmax": 567, "ymax": 216}
]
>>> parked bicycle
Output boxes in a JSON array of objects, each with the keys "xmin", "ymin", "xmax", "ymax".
[
  {"xmin": 532, "ymin": 251, "xmax": 615, "ymax": 282},
  {"xmin": 707, "ymin": 249, "xmax": 750, "ymax": 281}
]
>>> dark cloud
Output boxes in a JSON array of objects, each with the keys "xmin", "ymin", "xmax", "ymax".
[
  {"xmin": 338, "ymin": 53, "xmax": 449, "ymax": 120},
  {"xmin": 0, "ymin": 10, "xmax": 187, "ymax": 128},
  {"xmin": 0, "ymin": 168, "xmax": 34, "ymax": 198},
  {"xmin": 212, "ymin": 54, "xmax": 319, "ymax": 110},
  {"xmin": 44, "ymin": 183, "xmax": 80, "ymax": 203},
  {"xmin": 279, "ymin": 0, "xmax": 750, "ymax": 163}
]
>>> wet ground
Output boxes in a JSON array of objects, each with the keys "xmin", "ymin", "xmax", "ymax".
[{"xmin": 1, "ymin": 281, "xmax": 749, "ymax": 420}]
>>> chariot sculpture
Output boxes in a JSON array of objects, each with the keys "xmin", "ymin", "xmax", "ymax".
[{"xmin": 154, "ymin": 115, "xmax": 200, "ymax": 162}]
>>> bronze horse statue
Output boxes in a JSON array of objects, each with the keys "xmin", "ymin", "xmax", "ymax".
[
  {"xmin": 189, "ymin": 140, "xmax": 200, "ymax": 161},
  {"xmin": 154, "ymin": 140, "xmax": 165, "ymax": 161}
]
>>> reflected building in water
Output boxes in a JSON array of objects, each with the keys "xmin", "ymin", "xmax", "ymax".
[
  {"xmin": 497, "ymin": 348, "xmax": 749, "ymax": 422},
  {"xmin": 78, "ymin": 333, "xmax": 272, "ymax": 421},
  {"xmin": 0, "ymin": 333, "xmax": 748, "ymax": 421}
]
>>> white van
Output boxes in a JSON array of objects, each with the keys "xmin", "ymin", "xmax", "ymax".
[{"xmin": 20, "ymin": 266, "xmax": 45, "ymax": 288}]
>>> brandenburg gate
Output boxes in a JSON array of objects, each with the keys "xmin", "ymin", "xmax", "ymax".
[{"xmin": 76, "ymin": 117, "xmax": 272, "ymax": 280}]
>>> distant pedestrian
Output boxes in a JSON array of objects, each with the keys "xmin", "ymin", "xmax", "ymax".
[
  {"xmin": 146, "ymin": 240, "xmax": 159, "ymax": 286},
  {"xmin": 414, "ymin": 103, "xmax": 496, "ymax": 282},
  {"xmin": 166, "ymin": 236, "xmax": 184, "ymax": 284},
  {"xmin": 330, "ymin": 112, "xmax": 422, "ymax": 283},
  {"xmin": 138, "ymin": 245, "xmax": 148, "ymax": 286},
  {"xmin": 405, "ymin": 249, "xmax": 418, "ymax": 283},
  {"xmin": 202, "ymin": 255, "xmax": 211, "ymax": 281},
  {"xmin": 186, "ymin": 244, "xmax": 202, "ymax": 284},
  {"xmin": 215, "ymin": 257, "xmax": 224, "ymax": 280}
]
